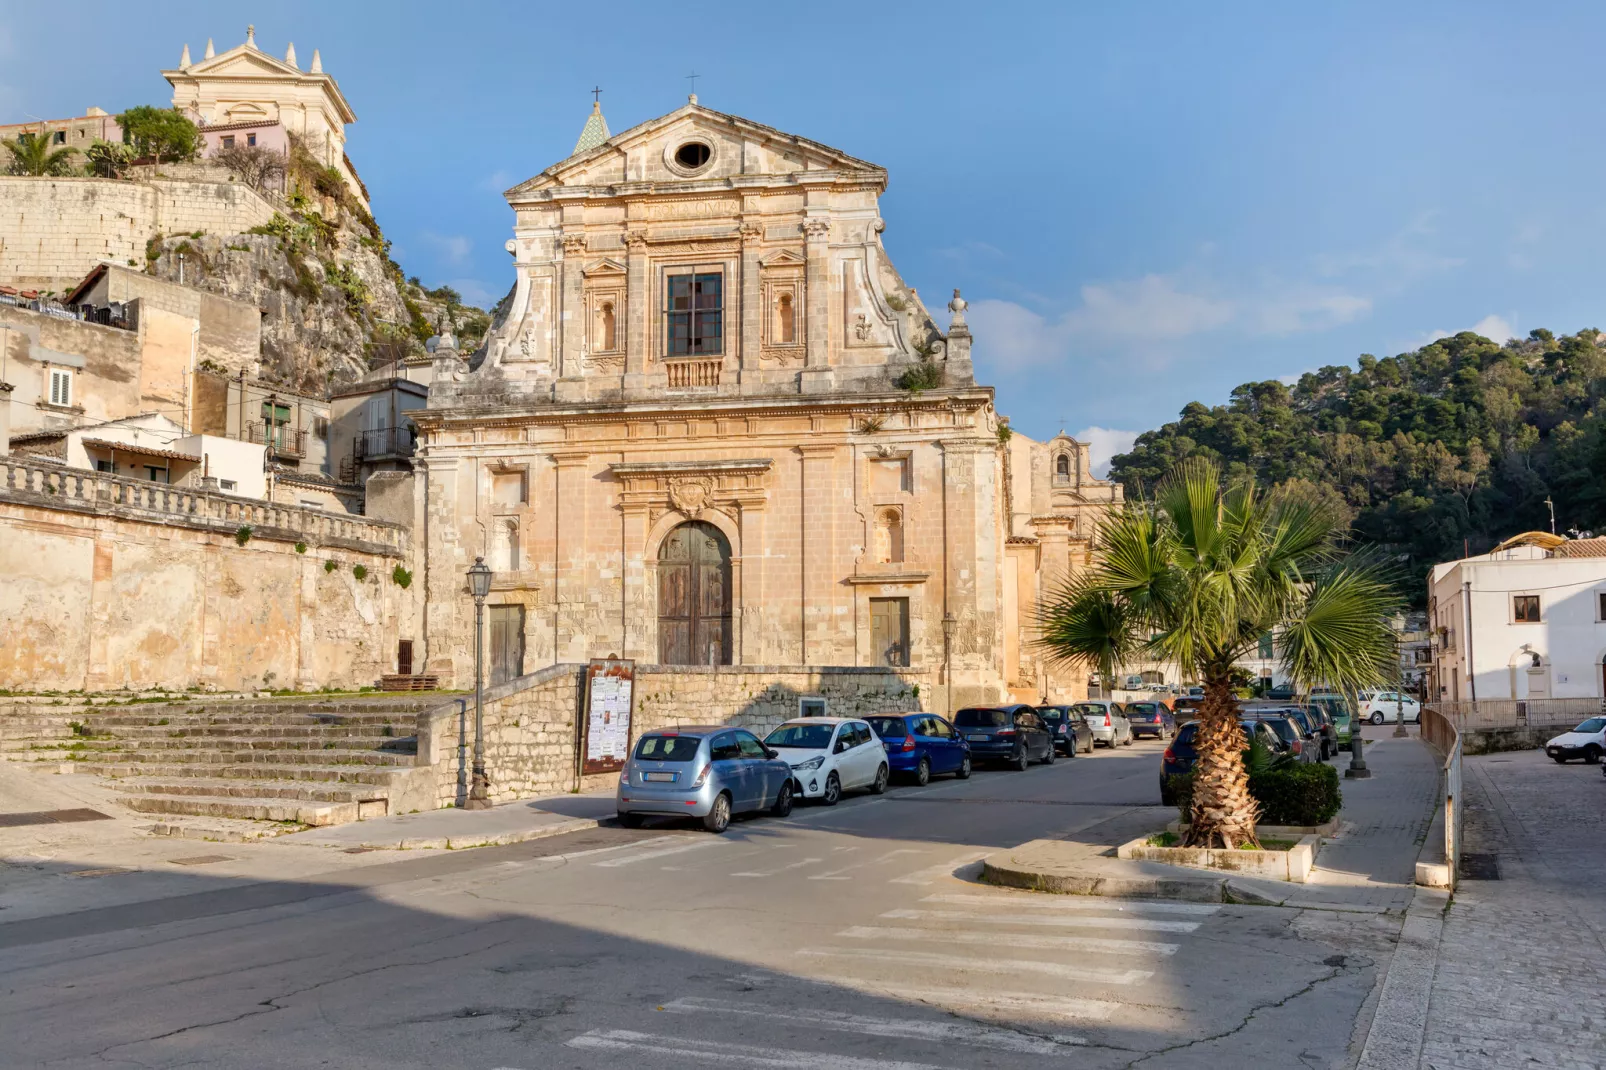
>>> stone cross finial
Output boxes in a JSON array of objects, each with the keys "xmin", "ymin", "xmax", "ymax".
[
  {"xmin": 310, "ymin": 49, "xmax": 323, "ymax": 74},
  {"xmin": 285, "ymin": 41, "xmax": 298, "ymax": 68},
  {"xmin": 948, "ymin": 288, "xmax": 968, "ymax": 327},
  {"xmin": 180, "ymin": 43, "xmax": 191, "ymax": 69},
  {"xmin": 246, "ymin": 25, "xmax": 256, "ymax": 48},
  {"xmin": 204, "ymin": 38, "xmax": 215, "ymax": 59}
]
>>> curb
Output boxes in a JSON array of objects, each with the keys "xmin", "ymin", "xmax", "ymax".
[
  {"xmin": 980, "ymin": 856, "xmax": 1284, "ymax": 905},
  {"xmin": 288, "ymin": 816, "xmax": 601, "ymax": 851}
]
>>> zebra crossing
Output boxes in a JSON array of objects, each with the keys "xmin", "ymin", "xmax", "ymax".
[{"xmin": 552, "ymin": 871, "xmax": 1224, "ymax": 1068}]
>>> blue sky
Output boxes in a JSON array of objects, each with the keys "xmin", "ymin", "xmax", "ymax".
[{"xmin": 5, "ymin": 2, "xmax": 1602, "ymax": 471}]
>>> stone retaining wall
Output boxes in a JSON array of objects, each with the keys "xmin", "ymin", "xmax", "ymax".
[{"xmin": 413, "ymin": 664, "xmax": 929, "ymax": 808}]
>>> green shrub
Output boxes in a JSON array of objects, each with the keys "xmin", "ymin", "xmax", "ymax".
[
  {"xmin": 234, "ymin": 525, "xmax": 252, "ymax": 546},
  {"xmin": 391, "ymin": 565, "xmax": 412, "ymax": 589},
  {"xmin": 1167, "ymin": 761, "xmax": 1341, "ymax": 829},
  {"xmin": 324, "ymin": 559, "xmax": 338, "ymax": 573},
  {"xmin": 352, "ymin": 564, "xmax": 368, "ymax": 581},
  {"xmin": 117, "ymin": 105, "xmax": 200, "ymax": 162},
  {"xmin": 294, "ymin": 542, "xmax": 307, "ymax": 554},
  {"xmin": 895, "ymin": 360, "xmax": 945, "ymax": 392}
]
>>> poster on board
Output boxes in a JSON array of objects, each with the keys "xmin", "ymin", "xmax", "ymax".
[{"xmin": 581, "ymin": 659, "xmax": 635, "ymax": 775}]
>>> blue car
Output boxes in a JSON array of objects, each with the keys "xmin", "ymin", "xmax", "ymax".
[{"xmin": 866, "ymin": 713, "xmax": 972, "ymax": 786}]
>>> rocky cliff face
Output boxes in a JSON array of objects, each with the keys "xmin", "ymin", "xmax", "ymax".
[{"xmin": 145, "ymin": 209, "xmax": 414, "ymax": 395}]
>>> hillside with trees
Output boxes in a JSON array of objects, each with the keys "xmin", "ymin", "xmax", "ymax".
[{"xmin": 1109, "ymin": 329, "xmax": 1606, "ymax": 603}]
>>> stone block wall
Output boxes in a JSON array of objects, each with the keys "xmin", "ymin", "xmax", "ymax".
[
  {"xmin": 0, "ymin": 457, "xmax": 414, "ymax": 691},
  {"xmin": 412, "ymin": 663, "xmax": 928, "ymax": 807},
  {"xmin": 0, "ymin": 176, "xmax": 277, "ymax": 291}
]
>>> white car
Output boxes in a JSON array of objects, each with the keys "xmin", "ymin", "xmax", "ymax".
[
  {"xmin": 763, "ymin": 717, "xmax": 890, "ymax": 805},
  {"xmin": 1545, "ymin": 716, "xmax": 1605, "ymax": 764},
  {"xmin": 1361, "ymin": 691, "xmax": 1421, "ymax": 725}
]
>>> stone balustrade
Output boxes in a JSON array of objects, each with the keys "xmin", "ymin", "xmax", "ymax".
[{"xmin": 0, "ymin": 456, "xmax": 405, "ymax": 557}]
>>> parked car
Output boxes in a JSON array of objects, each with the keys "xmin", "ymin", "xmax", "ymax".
[
  {"xmin": 764, "ymin": 717, "xmax": 890, "ymax": 805},
  {"xmin": 1171, "ymin": 696, "xmax": 1206, "ymax": 723},
  {"xmin": 1309, "ymin": 692, "xmax": 1355, "ymax": 735},
  {"xmin": 1036, "ymin": 705, "xmax": 1096, "ymax": 756},
  {"xmin": 1249, "ymin": 714, "xmax": 1315, "ymax": 762},
  {"xmin": 1123, "ymin": 700, "xmax": 1176, "ymax": 741},
  {"xmin": 1301, "ymin": 703, "xmax": 1338, "ymax": 760},
  {"xmin": 1545, "ymin": 716, "xmax": 1606, "ymax": 763},
  {"xmin": 866, "ymin": 713, "xmax": 972, "ymax": 785},
  {"xmin": 953, "ymin": 705, "xmax": 1055, "ymax": 770},
  {"xmin": 1264, "ymin": 684, "xmax": 1297, "ymax": 701},
  {"xmin": 617, "ymin": 726, "xmax": 795, "ymax": 832},
  {"xmin": 1361, "ymin": 691, "xmax": 1421, "ymax": 725},
  {"xmin": 1159, "ymin": 719, "xmax": 1286, "ymax": 806},
  {"xmin": 1073, "ymin": 701, "xmax": 1133, "ymax": 748}
]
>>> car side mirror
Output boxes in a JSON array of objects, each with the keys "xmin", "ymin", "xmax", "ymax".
[{"xmin": 764, "ymin": 746, "xmax": 779, "ymax": 759}]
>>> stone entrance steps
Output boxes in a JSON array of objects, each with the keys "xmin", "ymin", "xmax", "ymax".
[{"xmin": 1, "ymin": 694, "xmax": 450, "ymax": 835}]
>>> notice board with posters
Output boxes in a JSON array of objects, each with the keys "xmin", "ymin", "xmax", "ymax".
[{"xmin": 581, "ymin": 659, "xmax": 636, "ymax": 775}]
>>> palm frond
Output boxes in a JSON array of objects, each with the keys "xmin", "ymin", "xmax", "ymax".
[
  {"xmin": 1035, "ymin": 576, "xmax": 1145, "ymax": 681},
  {"xmin": 1279, "ymin": 562, "xmax": 1402, "ymax": 696}
]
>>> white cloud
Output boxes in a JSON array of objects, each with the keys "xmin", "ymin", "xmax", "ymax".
[
  {"xmin": 1471, "ymin": 314, "xmax": 1516, "ymax": 344},
  {"xmin": 422, "ymin": 232, "xmax": 472, "ymax": 265},
  {"xmin": 445, "ymin": 278, "xmax": 497, "ymax": 310},
  {"xmin": 481, "ymin": 169, "xmax": 513, "ymax": 192},
  {"xmin": 1074, "ymin": 427, "xmax": 1141, "ymax": 478},
  {"xmin": 968, "ymin": 273, "xmax": 1367, "ymax": 372}
]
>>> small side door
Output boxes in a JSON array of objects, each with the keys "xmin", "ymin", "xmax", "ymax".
[
  {"xmin": 734, "ymin": 731, "xmax": 774, "ymax": 811},
  {"xmin": 708, "ymin": 732, "xmax": 751, "ymax": 808}
]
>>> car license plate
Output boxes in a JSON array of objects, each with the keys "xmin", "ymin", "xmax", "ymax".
[
  {"xmin": 643, "ymin": 772, "xmax": 676, "ymax": 782},
  {"xmin": 966, "ymin": 733, "xmax": 990, "ymax": 742}
]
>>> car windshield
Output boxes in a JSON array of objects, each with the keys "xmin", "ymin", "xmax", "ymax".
[
  {"xmin": 1263, "ymin": 718, "xmax": 1297, "ymax": 742},
  {"xmin": 1573, "ymin": 717, "xmax": 1606, "ymax": 733},
  {"xmin": 764, "ymin": 723, "xmax": 836, "ymax": 749},
  {"xmin": 1127, "ymin": 703, "xmax": 1159, "ymax": 717},
  {"xmin": 954, "ymin": 708, "xmax": 1012, "ymax": 728},
  {"xmin": 1069, "ymin": 703, "xmax": 1108, "ymax": 717},
  {"xmin": 633, "ymin": 734, "xmax": 703, "ymax": 762},
  {"xmin": 866, "ymin": 716, "xmax": 908, "ymax": 739},
  {"xmin": 1036, "ymin": 708, "xmax": 1066, "ymax": 723}
]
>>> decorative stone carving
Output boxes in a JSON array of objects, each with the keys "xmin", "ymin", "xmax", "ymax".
[
  {"xmin": 624, "ymin": 230, "xmax": 649, "ymax": 249},
  {"xmin": 802, "ymin": 219, "xmax": 830, "ymax": 240},
  {"xmin": 668, "ymin": 476, "xmax": 716, "ymax": 517},
  {"xmin": 948, "ymin": 288, "xmax": 968, "ymax": 327},
  {"xmin": 738, "ymin": 222, "xmax": 763, "ymax": 243},
  {"xmin": 561, "ymin": 234, "xmax": 588, "ymax": 255},
  {"xmin": 853, "ymin": 313, "xmax": 872, "ymax": 342}
]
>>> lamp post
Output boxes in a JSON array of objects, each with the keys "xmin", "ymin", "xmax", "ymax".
[
  {"xmin": 464, "ymin": 556, "xmax": 493, "ymax": 810},
  {"xmin": 1345, "ymin": 691, "xmax": 1371, "ymax": 779}
]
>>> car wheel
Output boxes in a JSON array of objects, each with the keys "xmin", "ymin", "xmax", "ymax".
[
  {"xmin": 617, "ymin": 812, "xmax": 644, "ymax": 829},
  {"xmin": 955, "ymin": 754, "xmax": 972, "ymax": 779},
  {"xmin": 1012, "ymin": 747, "xmax": 1029, "ymax": 772},
  {"xmin": 771, "ymin": 779, "xmax": 795, "ymax": 817},
  {"xmin": 822, "ymin": 772, "xmax": 842, "ymax": 806},
  {"xmin": 1042, "ymin": 741, "xmax": 1056, "ymax": 765},
  {"xmin": 702, "ymin": 793, "xmax": 732, "ymax": 833},
  {"xmin": 1066, "ymin": 737, "xmax": 1077, "ymax": 759},
  {"xmin": 913, "ymin": 757, "xmax": 931, "ymax": 786},
  {"xmin": 871, "ymin": 764, "xmax": 890, "ymax": 795},
  {"xmin": 1586, "ymin": 745, "xmax": 1602, "ymax": 764},
  {"xmin": 1370, "ymin": 712, "xmax": 1384, "ymax": 725},
  {"xmin": 1552, "ymin": 754, "xmax": 1568, "ymax": 764}
]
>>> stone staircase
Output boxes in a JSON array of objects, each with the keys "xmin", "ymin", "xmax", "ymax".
[{"xmin": 1, "ymin": 694, "xmax": 449, "ymax": 839}]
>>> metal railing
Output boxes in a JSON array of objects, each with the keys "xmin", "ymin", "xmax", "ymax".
[
  {"xmin": 239, "ymin": 423, "xmax": 308, "ymax": 458},
  {"xmin": 353, "ymin": 426, "xmax": 416, "ymax": 461},
  {"xmin": 1420, "ymin": 704, "xmax": 1463, "ymax": 892},
  {"xmin": 1429, "ymin": 698, "xmax": 1602, "ymax": 730},
  {"xmin": 0, "ymin": 456, "xmax": 404, "ymax": 555}
]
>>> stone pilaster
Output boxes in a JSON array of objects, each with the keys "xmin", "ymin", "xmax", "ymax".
[
  {"xmin": 624, "ymin": 229, "xmax": 649, "ymax": 387},
  {"xmin": 738, "ymin": 221, "xmax": 763, "ymax": 382},
  {"xmin": 735, "ymin": 493, "xmax": 767, "ymax": 663},
  {"xmin": 556, "ymin": 234, "xmax": 587, "ymax": 399},
  {"xmin": 800, "ymin": 218, "xmax": 834, "ymax": 393},
  {"xmin": 620, "ymin": 500, "xmax": 652, "ymax": 661},
  {"xmin": 552, "ymin": 450, "xmax": 589, "ymax": 661},
  {"xmin": 798, "ymin": 443, "xmax": 840, "ymax": 664}
]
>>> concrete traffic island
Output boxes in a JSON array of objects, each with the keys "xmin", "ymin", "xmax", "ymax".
[
  {"xmin": 981, "ymin": 838, "xmax": 1285, "ymax": 904},
  {"xmin": 1115, "ymin": 831, "xmax": 1321, "ymax": 882}
]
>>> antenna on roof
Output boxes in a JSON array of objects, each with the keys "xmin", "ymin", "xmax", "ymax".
[{"xmin": 686, "ymin": 71, "xmax": 700, "ymax": 104}]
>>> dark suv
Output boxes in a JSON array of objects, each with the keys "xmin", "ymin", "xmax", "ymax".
[
  {"xmin": 954, "ymin": 705, "xmax": 1055, "ymax": 771},
  {"xmin": 1123, "ymin": 701, "xmax": 1176, "ymax": 741},
  {"xmin": 1036, "ymin": 705, "xmax": 1096, "ymax": 756}
]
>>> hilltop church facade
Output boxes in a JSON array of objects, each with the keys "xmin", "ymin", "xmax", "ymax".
[{"xmin": 411, "ymin": 98, "xmax": 1122, "ymax": 712}]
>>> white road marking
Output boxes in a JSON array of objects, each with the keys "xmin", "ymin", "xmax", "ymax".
[
  {"xmin": 565, "ymin": 1029, "xmax": 947, "ymax": 1068},
  {"xmin": 805, "ymin": 846, "xmax": 921, "ymax": 881},
  {"xmin": 733, "ymin": 857, "xmax": 824, "ymax": 878},
  {"xmin": 880, "ymin": 908, "xmax": 1199, "ymax": 933},
  {"xmin": 661, "ymin": 996, "xmax": 1084, "ymax": 1054},
  {"xmin": 838, "ymin": 926, "xmax": 1180, "ymax": 956},
  {"xmin": 797, "ymin": 946, "xmax": 1154, "ymax": 985},
  {"xmin": 853, "ymin": 985, "xmax": 1119, "ymax": 1022},
  {"xmin": 889, "ymin": 851, "xmax": 990, "ymax": 885},
  {"xmin": 593, "ymin": 839, "xmax": 727, "ymax": 868},
  {"xmin": 921, "ymin": 892, "xmax": 1221, "ymax": 916}
]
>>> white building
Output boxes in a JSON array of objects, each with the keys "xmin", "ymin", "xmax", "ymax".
[
  {"xmin": 40, "ymin": 412, "xmax": 268, "ymax": 498},
  {"xmin": 1428, "ymin": 532, "xmax": 1606, "ymax": 702}
]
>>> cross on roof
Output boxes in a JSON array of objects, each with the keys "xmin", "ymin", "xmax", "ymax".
[
  {"xmin": 591, "ymin": 86, "xmax": 603, "ymax": 104},
  {"xmin": 686, "ymin": 71, "xmax": 701, "ymax": 94}
]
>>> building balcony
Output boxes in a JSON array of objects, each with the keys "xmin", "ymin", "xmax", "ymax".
[
  {"xmin": 240, "ymin": 423, "xmax": 307, "ymax": 459},
  {"xmin": 664, "ymin": 358, "xmax": 722, "ymax": 389},
  {"xmin": 353, "ymin": 426, "xmax": 417, "ymax": 462}
]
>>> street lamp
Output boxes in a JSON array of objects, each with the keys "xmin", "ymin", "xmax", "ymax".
[
  {"xmin": 1345, "ymin": 691, "xmax": 1371, "ymax": 779},
  {"xmin": 464, "ymin": 555, "xmax": 494, "ymax": 810}
]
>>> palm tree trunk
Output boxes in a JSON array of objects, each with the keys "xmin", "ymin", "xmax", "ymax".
[{"xmin": 1184, "ymin": 673, "xmax": 1260, "ymax": 849}]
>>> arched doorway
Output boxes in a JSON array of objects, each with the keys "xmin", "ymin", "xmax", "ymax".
[{"xmin": 657, "ymin": 521, "xmax": 732, "ymax": 665}]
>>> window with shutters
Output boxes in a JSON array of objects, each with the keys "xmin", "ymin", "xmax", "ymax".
[
  {"xmin": 48, "ymin": 368, "xmax": 73, "ymax": 407},
  {"xmin": 665, "ymin": 272, "xmax": 723, "ymax": 356},
  {"xmin": 1513, "ymin": 595, "xmax": 1540, "ymax": 624}
]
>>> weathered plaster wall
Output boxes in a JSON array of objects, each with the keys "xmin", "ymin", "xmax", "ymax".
[
  {"xmin": 0, "ymin": 176, "xmax": 277, "ymax": 291},
  {"xmin": 0, "ymin": 458, "xmax": 416, "ymax": 691},
  {"xmin": 414, "ymin": 664, "xmax": 926, "ymax": 808}
]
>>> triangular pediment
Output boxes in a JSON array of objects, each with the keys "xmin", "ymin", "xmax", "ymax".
[
  {"xmin": 184, "ymin": 45, "xmax": 303, "ymax": 79},
  {"xmin": 759, "ymin": 249, "xmax": 806, "ymax": 267},
  {"xmin": 509, "ymin": 103, "xmax": 886, "ymax": 198},
  {"xmin": 583, "ymin": 258, "xmax": 627, "ymax": 277}
]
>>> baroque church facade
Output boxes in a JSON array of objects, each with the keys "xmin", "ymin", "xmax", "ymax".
[{"xmin": 412, "ymin": 98, "xmax": 1121, "ymax": 711}]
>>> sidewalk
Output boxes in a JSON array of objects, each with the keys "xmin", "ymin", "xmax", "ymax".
[
  {"xmin": 279, "ymin": 790, "xmax": 618, "ymax": 850},
  {"xmin": 984, "ymin": 732, "xmax": 1441, "ymax": 912},
  {"xmin": 1416, "ymin": 750, "xmax": 1606, "ymax": 1070}
]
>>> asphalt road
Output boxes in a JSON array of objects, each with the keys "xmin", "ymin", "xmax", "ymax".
[{"xmin": 0, "ymin": 738, "xmax": 1401, "ymax": 1069}]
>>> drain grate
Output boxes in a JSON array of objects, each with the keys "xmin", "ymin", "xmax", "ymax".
[
  {"xmin": 168, "ymin": 854, "xmax": 233, "ymax": 866},
  {"xmin": 0, "ymin": 808, "xmax": 113, "ymax": 828},
  {"xmin": 1459, "ymin": 852, "xmax": 1501, "ymax": 880}
]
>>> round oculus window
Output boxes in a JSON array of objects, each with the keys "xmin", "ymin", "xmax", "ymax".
[{"xmin": 674, "ymin": 141, "xmax": 712, "ymax": 170}]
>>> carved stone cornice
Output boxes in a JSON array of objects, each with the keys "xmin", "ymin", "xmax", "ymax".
[
  {"xmin": 560, "ymin": 234, "xmax": 588, "ymax": 254},
  {"xmin": 738, "ymin": 221, "xmax": 764, "ymax": 244},
  {"xmin": 610, "ymin": 458, "xmax": 773, "ymax": 518},
  {"xmin": 624, "ymin": 230, "xmax": 649, "ymax": 249},
  {"xmin": 802, "ymin": 219, "xmax": 831, "ymax": 241}
]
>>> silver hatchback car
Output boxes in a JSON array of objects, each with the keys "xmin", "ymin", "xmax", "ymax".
[
  {"xmin": 616, "ymin": 725, "xmax": 795, "ymax": 833},
  {"xmin": 1072, "ymin": 701, "xmax": 1133, "ymax": 748}
]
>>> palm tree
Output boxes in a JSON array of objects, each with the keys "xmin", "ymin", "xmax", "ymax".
[
  {"xmin": 4, "ymin": 126, "xmax": 78, "ymax": 176},
  {"xmin": 1037, "ymin": 459, "xmax": 1399, "ymax": 848}
]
